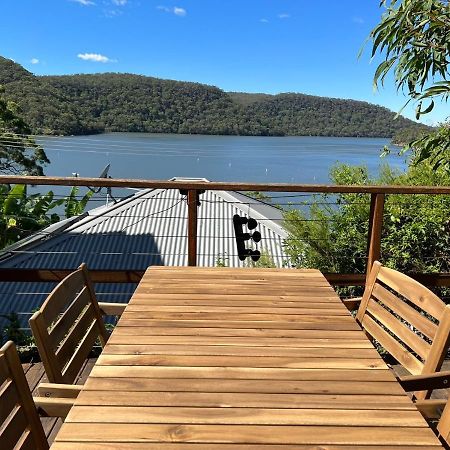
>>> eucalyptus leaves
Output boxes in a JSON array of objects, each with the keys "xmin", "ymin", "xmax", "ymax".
[
  {"xmin": 371, "ymin": 0, "xmax": 450, "ymax": 119},
  {"xmin": 370, "ymin": 0, "xmax": 450, "ymax": 170}
]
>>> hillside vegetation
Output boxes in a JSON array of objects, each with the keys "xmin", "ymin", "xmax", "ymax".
[{"xmin": 0, "ymin": 56, "xmax": 426, "ymax": 137}]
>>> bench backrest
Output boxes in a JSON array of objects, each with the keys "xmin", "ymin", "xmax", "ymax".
[
  {"xmin": 29, "ymin": 263, "xmax": 108, "ymax": 384},
  {"xmin": 0, "ymin": 341, "xmax": 48, "ymax": 450},
  {"xmin": 356, "ymin": 261, "xmax": 450, "ymax": 400},
  {"xmin": 438, "ymin": 399, "xmax": 450, "ymax": 446}
]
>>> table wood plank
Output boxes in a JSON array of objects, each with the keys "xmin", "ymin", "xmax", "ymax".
[
  {"xmin": 65, "ymin": 406, "xmax": 427, "ymax": 427},
  {"xmin": 54, "ymin": 423, "xmax": 441, "ymax": 445},
  {"xmin": 102, "ymin": 345, "xmax": 378, "ymax": 357},
  {"xmin": 111, "ymin": 326, "xmax": 369, "ymax": 339},
  {"xmin": 72, "ymin": 390, "xmax": 416, "ymax": 409},
  {"xmin": 134, "ymin": 288, "xmax": 337, "ymax": 295},
  {"xmin": 82, "ymin": 376, "xmax": 408, "ymax": 395},
  {"xmin": 124, "ymin": 305, "xmax": 349, "ymax": 314},
  {"xmin": 116, "ymin": 319, "xmax": 362, "ymax": 330},
  {"xmin": 130, "ymin": 296, "xmax": 343, "ymax": 306},
  {"xmin": 81, "ymin": 366, "xmax": 396, "ymax": 381},
  {"xmin": 120, "ymin": 311, "xmax": 354, "ymax": 321},
  {"xmin": 86, "ymin": 354, "xmax": 387, "ymax": 369},
  {"xmin": 130, "ymin": 293, "xmax": 341, "ymax": 302},
  {"xmin": 51, "ymin": 444, "xmax": 442, "ymax": 450},
  {"xmin": 106, "ymin": 335, "xmax": 375, "ymax": 348}
]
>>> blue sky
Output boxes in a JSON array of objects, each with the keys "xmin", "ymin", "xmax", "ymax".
[{"xmin": 1, "ymin": 0, "xmax": 447, "ymax": 125}]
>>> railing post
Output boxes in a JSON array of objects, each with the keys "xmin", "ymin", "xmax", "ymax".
[
  {"xmin": 366, "ymin": 193, "xmax": 385, "ymax": 280},
  {"xmin": 187, "ymin": 189, "xmax": 198, "ymax": 266}
]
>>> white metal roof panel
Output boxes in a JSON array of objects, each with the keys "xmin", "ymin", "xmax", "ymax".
[{"xmin": 0, "ymin": 182, "xmax": 289, "ymax": 330}]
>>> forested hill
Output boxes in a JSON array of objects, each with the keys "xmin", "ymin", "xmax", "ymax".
[{"xmin": 0, "ymin": 56, "xmax": 425, "ymax": 137}]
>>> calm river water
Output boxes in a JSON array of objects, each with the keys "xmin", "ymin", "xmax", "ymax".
[{"xmin": 38, "ymin": 133, "xmax": 408, "ymax": 184}]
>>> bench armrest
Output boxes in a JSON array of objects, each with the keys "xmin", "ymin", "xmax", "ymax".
[
  {"xmin": 398, "ymin": 371, "xmax": 450, "ymax": 392},
  {"xmin": 98, "ymin": 302, "xmax": 127, "ymax": 316},
  {"xmin": 37, "ymin": 383, "xmax": 82, "ymax": 398}
]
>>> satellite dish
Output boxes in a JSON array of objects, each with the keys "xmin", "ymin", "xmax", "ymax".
[
  {"xmin": 98, "ymin": 164, "xmax": 110, "ymax": 179},
  {"xmin": 88, "ymin": 164, "xmax": 112, "ymax": 194}
]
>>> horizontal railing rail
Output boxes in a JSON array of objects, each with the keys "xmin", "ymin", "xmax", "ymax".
[
  {"xmin": 1, "ymin": 174, "xmax": 450, "ymax": 194},
  {"xmin": 1, "ymin": 269, "xmax": 450, "ymax": 287},
  {"xmin": 0, "ymin": 175, "xmax": 449, "ymax": 287}
]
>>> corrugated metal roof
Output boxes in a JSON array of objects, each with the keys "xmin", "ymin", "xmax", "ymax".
[{"xmin": 0, "ymin": 179, "xmax": 289, "ymax": 330}]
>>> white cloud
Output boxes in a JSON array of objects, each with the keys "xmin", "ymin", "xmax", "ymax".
[
  {"xmin": 260, "ymin": 18, "xmax": 269, "ymax": 23},
  {"xmin": 71, "ymin": 0, "xmax": 95, "ymax": 5},
  {"xmin": 77, "ymin": 53, "xmax": 116, "ymax": 63},
  {"xmin": 30, "ymin": 58, "xmax": 40, "ymax": 64},
  {"xmin": 157, "ymin": 5, "xmax": 186, "ymax": 16},
  {"xmin": 112, "ymin": 0, "xmax": 127, "ymax": 5},
  {"xmin": 278, "ymin": 13, "xmax": 290, "ymax": 19},
  {"xmin": 173, "ymin": 7, "xmax": 186, "ymax": 16}
]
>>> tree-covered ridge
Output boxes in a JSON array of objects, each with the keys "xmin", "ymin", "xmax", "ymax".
[
  {"xmin": 0, "ymin": 56, "xmax": 424, "ymax": 137},
  {"xmin": 0, "ymin": 57, "xmax": 34, "ymax": 84},
  {"xmin": 43, "ymin": 73, "xmax": 247, "ymax": 135},
  {"xmin": 235, "ymin": 93, "xmax": 427, "ymax": 137}
]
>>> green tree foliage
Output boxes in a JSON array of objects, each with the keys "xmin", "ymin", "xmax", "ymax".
[
  {"xmin": 0, "ymin": 313, "xmax": 33, "ymax": 347},
  {"xmin": 0, "ymin": 184, "xmax": 95, "ymax": 249},
  {"xmin": 284, "ymin": 161, "xmax": 450, "ymax": 296},
  {"xmin": 244, "ymin": 251, "xmax": 277, "ymax": 268},
  {"xmin": 64, "ymin": 186, "xmax": 94, "ymax": 218},
  {"xmin": 245, "ymin": 191, "xmax": 272, "ymax": 202},
  {"xmin": 0, "ymin": 184, "xmax": 61, "ymax": 248},
  {"xmin": 391, "ymin": 125, "xmax": 430, "ymax": 146},
  {"xmin": 0, "ymin": 86, "xmax": 49, "ymax": 175},
  {"xmin": 0, "ymin": 56, "xmax": 421, "ymax": 138},
  {"xmin": 406, "ymin": 124, "xmax": 450, "ymax": 170},
  {"xmin": 370, "ymin": 0, "xmax": 450, "ymax": 168}
]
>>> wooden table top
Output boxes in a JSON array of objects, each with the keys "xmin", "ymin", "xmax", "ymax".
[{"xmin": 51, "ymin": 266, "xmax": 443, "ymax": 449}]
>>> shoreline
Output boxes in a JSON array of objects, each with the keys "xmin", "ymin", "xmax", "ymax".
[{"xmin": 36, "ymin": 131, "xmax": 396, "ymax": 140}]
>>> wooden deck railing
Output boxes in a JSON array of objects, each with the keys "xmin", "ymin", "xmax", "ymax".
[{"xmin": 0, "ymin": 175, "xmax": 450, "ymax": 287}]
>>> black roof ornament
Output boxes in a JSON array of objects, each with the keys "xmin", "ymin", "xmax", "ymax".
[{"xmin": 233, "ymin": 214, "xmax": 261, "ymax": 262}]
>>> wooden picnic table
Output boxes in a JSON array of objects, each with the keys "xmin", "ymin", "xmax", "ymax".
[{"xmin": 51, "ymin": 266, "xmax": 444, "ymax": 448}]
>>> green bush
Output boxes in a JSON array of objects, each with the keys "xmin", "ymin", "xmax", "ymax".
[{"xmin": 284, "ymin": 160, "xmax": 450, "ymax": 297}]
